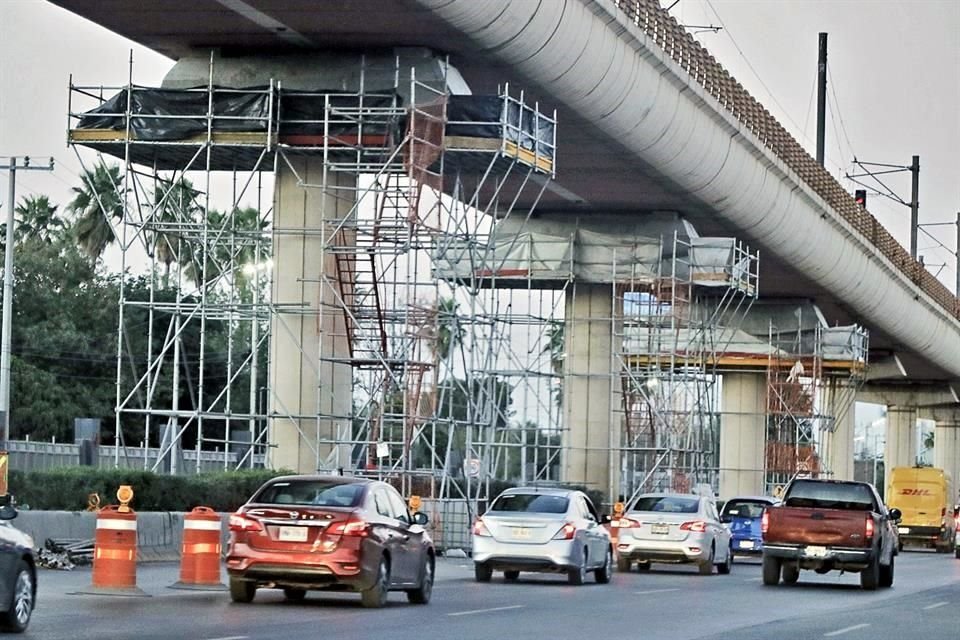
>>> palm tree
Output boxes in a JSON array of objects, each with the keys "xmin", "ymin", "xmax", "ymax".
[
  {"xmin": 435, "ymin": 296, "xmax": 463, "ymax": 363},
  {"xmin": 15, "ymin": 195, "xmax": 66, "ymax": 244},
  {"xmin": 68, "ymin": 161, "xmax": 124, "ymax": 260},
  {"xmin": 544, "ymin": 319, "xmax": 564, "ymax": 409},
  {"xmin": 181, "ymin": 206, "xmax": 270, "ymax": 296},
  {"xmin": 152, "ymin": 176, "xmax": 202, "ymax": 288}
]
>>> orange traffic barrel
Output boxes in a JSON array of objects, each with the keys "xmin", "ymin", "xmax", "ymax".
[
  {"xmin": 171, "ymin": 506, "xmax": 226, "ymax": 590},
  {"xmin": 92, "ymin": 505, "xmax": 139, "ymax": 592}
]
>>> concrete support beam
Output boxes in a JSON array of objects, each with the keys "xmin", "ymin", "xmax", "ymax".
[
  {"xmin": 268, "ymin": 158, "xmax": 352, "ymax": 473},
  {"xmin": 918, "ymin": 407, "xmax": 960, "ymax": 491},
  {"xmin": 885, "ymin": 406, "xmax": 918, "ymax": 471},
  {"xmin": 562, "ymin": 283, "xmax": 616, "ymax": 498},
  {"xmin": 822, "ymin": 380, "xmax": 856, "ymax": 481},
  {"xmin": 719, "ymin": 372, "xmax": 766, "ymax": 499}
]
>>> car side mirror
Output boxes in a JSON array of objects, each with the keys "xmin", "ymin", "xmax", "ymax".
[
  {"xmin": 888, "ymin": 508, "xmax": 902, "ymax": 522},
  {"xmin": 953, "ymin": 505, "xmax": 959, "ymax": 518},
  {"xmin": 600, "ymin": 514, "xmax": 612, "ymax": 524},
  {"xmin": 0, "ymin": 503, "xmax": 17, "ymax": 521},
  {"xmin": 720, "ymin": 515, "xmax": 731, "ymax": 523},
  {"xmin": 412, "ymin": 511, "xmax": 429, "ymax": 526}
]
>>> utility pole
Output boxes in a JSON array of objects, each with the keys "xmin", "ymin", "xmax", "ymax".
[
  {"xmin": 0, "ymin": 156, "xmax": 55, "ymax": 444},
  {"xmin": 816, "ymin": 32, "xmax": 828, "ymax": 167},
  {"xmin": 909, "ymin": 155, "xmax": 920, "ymax": 260}
]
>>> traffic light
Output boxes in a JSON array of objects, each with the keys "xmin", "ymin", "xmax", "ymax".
[{"xmin": 854, "ymin": 189, "xmax": 867, "ymax": 208}]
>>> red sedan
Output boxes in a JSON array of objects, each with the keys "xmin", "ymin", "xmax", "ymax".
[{"xmin": 226, "ymin": 475, "xmax": 434, "ymax": 607}]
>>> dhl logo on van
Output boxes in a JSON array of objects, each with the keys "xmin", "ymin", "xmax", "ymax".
[{"xmin": 899, "ymin": 488, "xmax": 932, "ymax": 496}]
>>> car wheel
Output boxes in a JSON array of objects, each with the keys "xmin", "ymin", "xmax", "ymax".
[
  {"xmin": 503, "ymin": 570, "xmax": 520, "ymax": 582},
  {"xmin": 0, "ymin": 561, "xmax": 34, "ymax": 632},
  {"xmin": 567, "ymin": 550, "xmax": 587, "ymax": 586},
  {"xmin": 407, "ymin": 555, "xmax": 434, "ymax": 604},
  {"xmin": 781, "ymin": 564, "xmax": 800, "ymax": 585},
  {"xmin": 229, "ymin": 577, "xmax": 256, "ymax": 604},
  {"xmin": 716, "ymin": 546, "xmax": 732, "ymax": 575},
  {"xmin": 761, "ymin": 554, "xmax": 781, "ymax": 586},
  {"xmin": 361, "ymin": 557, "xmax": 390, "ymax": 608},
  {"xmin": 474, "ymin": 562, "xmax": 493, "ymax": 583},
  {"xmin": 595, "ymin": 548, "xmax": 613, "ymax": 584},
  {"xmin": 879, "ymin": 554, "xmax": 894, "ymax": 588},
  {"xmin": 955, "ymin": 547, "xmax": 960, "ymax": 559},
  {"xmin": 636, "ymin": 562, "xmax": 651, "ymax": 572},
  {"xmin": 698, "ymin": 546, "xmax": 714, "ymax": 576},
  {"xmin": 283, "ymin": 588, "xmax": 306, "ymax": 602},
  {"xmin": 616, "ymin": 556, "xmax": 632, "ymax": 572},
  {"xmin": 898, "ymin": 541, "xmax": 904, "ymax": 553},
  {"xmin": 860, "ymin": 555, "xmax": 880, "ymax": 591}
]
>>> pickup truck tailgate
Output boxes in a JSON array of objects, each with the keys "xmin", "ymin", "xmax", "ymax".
[{"xmin": 766, "ymin": 507, "xmax": 870, "ymax": 547}]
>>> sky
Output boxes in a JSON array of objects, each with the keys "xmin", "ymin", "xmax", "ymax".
[
  {"xmin": 0, "ymin": 1, "xmax": 957, "ymax": 275},
  {"xmin": 0, "ymin": 0, "xmax": 957, "ymax": 442}
]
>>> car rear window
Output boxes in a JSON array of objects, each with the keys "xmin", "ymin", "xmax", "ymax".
[
  {"xmin": 630, "ymin": 496, "xmax": 699, "ymax": 514},
  {"xmin": 783, "ymin": 481, "xmax": 875, "ymax": 511},
  {"xmin": 722, "ymin": 500, "xmax": 770, "ymax": 519},
  {"xmin": 490, "ymin": 493, "xmax": 569, "ymax": 514},
  {"xmin": 255, "ymin": 480, "xmax": 364, "ymax": 507}
]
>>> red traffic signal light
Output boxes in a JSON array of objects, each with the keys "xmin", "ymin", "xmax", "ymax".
[{"xmin": 854, "ymin": 189, "xmax": 867, "ymax": 208}]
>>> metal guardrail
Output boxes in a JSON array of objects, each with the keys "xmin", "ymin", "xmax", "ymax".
[
  {"xmin": 5, "ymin": 440, "xmax": 264, "ymax": 474},
  {"xmin": 612, "ymin": 0, "xmax": 960, "ymax": 319}
]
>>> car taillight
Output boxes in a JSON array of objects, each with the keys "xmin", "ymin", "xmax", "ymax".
[
  {"xmin": 328, "ymin": 517, "xmax": 370, "ymax": 537},
  {"xmin": 941, "ymin": 507, "xmax": 947, "ymax": 518},
  {"xmin": 761, "ymin": 510, "xmax": 770, "ymax": 535},
  {"xmin": 865, "ymin": 515, "xmax": 875, "ymax": 540},
  {"xmin": 228, "ymin": 513, "xmax": 263, "ymax": 533},
  {"xmin": 472, "ymin": 519, "xmax": 491, "ymax": 537},
  {"xmin": 617, "ymin": 517, "xmax": 641, "ymax": 528},
  {"xmin": 553, "ymin": 523, "xmax": 577, "ymax": 540},
  {"xmin": 680, "ymin": 520, "xmax": 707, "ymax": 533}
]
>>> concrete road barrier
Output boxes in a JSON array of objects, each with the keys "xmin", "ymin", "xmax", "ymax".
[{"xmin": 15, "ymin": 511, "xmax": 230, "ymax": 563}]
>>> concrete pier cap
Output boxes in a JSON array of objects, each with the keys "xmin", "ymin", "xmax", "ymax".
[{"xmin": 160, "ymin": 47, "xmax": 472, "ymax": 99}]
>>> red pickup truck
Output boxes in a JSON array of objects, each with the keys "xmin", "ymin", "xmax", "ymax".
[{"xmin": 761, "ymin": 479, "xmax": 901, "ymax": 590}]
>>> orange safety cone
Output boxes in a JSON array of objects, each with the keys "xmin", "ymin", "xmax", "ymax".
[
  {"xmin": 170, "ymin": 506, "xmax": 226, "ymax": 591},
  {"xmin": 81, "ymin": 505, "xmax": 148, "ymax": 597}
]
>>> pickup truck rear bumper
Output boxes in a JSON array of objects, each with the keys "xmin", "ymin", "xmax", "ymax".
[{"xmin": 763, "ymin": 544, "xmax": 873, "ymax": 566}]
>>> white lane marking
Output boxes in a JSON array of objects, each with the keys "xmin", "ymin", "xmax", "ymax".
[
  {"xmin": 634, "ymin": 588, "xmax": 681, "ymax": 595},
  {"xmin": 743, "ymin": 578, "xmax": 761, "ymax": 582},
  {"xmin": 203, "ymin": 637, "xmax": 248, "ymax": 640},
  {"xmin": 448, "ymin": 605, "xmax": 525, "ymax": 617},
  {"xmin": 922, "ymin": 602, "xmax": 948, "ymax": 610},
  {"xmin": 824, "ymin": 623, "xmax": 870, "ymax": 637}
]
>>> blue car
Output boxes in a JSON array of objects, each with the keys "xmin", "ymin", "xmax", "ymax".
[{"xmin": 720, "ymin": 496, "xmax": 777, "ymax": 558}]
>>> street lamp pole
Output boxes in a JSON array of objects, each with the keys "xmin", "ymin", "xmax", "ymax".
[{"xmin": 0, "ymin": 156, "xmax": 55, "ymax": 444}]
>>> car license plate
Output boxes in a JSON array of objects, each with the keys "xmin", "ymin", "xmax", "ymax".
[
  {"xmin": 739, "ymin": 540, "xmax": 754, "ymax": 549},
  {"xmin": 898, "ymin": 527, "xmax": 910, "ymax": 534},
  {"xmin": 512, "ymin": 527, "xmax": 530, "ymax": 539},
  {"xmin": 804, "ymin": 545, "xmax": 828, "ymax": 558},
  {"xmin": 651, "ymin": 523, "xmax": 670, "ymax": 535},
  {"xmin": 277, "ymin": 526, "xmax": 308, "ymax": 542}
]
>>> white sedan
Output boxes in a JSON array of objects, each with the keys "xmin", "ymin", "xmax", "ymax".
[{"xmin": 615, "ymin": 493, "xmax": 732, "ymax": 575}]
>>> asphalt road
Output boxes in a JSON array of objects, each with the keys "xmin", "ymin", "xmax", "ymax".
[{"xmin": 30, "ymin": 550, "xmax": 959, "ymax": 640}]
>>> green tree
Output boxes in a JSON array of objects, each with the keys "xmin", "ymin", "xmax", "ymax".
[
  {"xmin": 152, "ymin": 176, "xmax": 202, "ymax": 287},
  {"xmin": 435, "ymin": 296, "xmax": 463, "ymax": 363},
  {"xmin": 68, "ymin": 161, "xmax": 124, "ymax": 261},
  {"xmin": 544, "ymin": 319, "xmax": 564, "ymax": 409},
  {"xmin": 15, "ymin": 195, "xmax": 65, "ymax": 244}
]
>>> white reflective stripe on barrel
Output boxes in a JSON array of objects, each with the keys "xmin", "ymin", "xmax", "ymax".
[
  {"xmin": 96, "ymin": 518, "xmax": 137, "ymax": 531},
  {"xmin": 184, "ymin": 520, "xmax": 222, "ymax": 531}
]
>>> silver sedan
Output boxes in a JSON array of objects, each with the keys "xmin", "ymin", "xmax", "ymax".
[
  {"xmin": 472, "ymin": 488, "xmax": 613, "ymax": 585},
  {"xmin": 615, "ymin": 493, "xmax": 732, "ymax": 575}
]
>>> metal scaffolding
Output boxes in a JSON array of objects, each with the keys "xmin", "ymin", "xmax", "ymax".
[
  {"xmin": 65, "ymin": 56, "xmax": 564, "ymax": 534},
  {"xmin": 616, "ymin": 233, "xmax": 759, "ymax": 503}
]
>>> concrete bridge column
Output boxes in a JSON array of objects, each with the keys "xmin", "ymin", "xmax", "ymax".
[
  {"xmin": 921, "ymin": 407, "xmax": 960, "ymax": 492},
  {"xmin": 933, "ymin": 421, "xmax": 960, "ymax": 489},
  {"xmin": 268, "ymin": 157, "xmax": 353, "ymax": 472},
  {"xmin": 822, "ymin": 380, "xmax": 856, "ymax": 481},
  {"xmin": 562, "ymin": 283, "xmax": 616, "ymax": 499},
  {"xmin": 885, "ymin": 405, "xmax": 918, "ymax": 471},
  {"xmin": 719, "ymin": 372, "xmax": 766, "ymax": 499}
]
